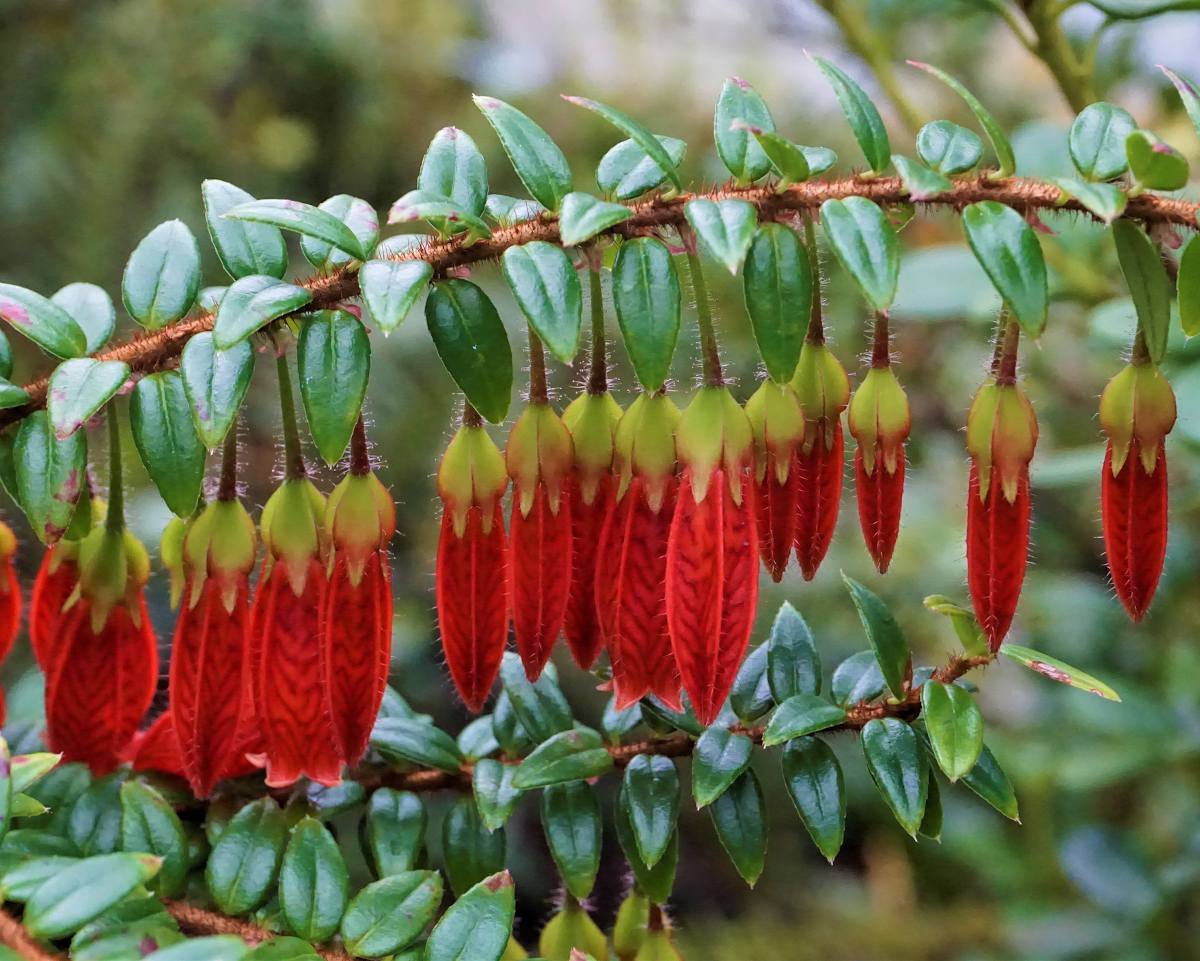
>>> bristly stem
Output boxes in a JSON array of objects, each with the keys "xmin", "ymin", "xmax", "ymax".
[
  {"xmin": 683, "ymin": 248, "xmax": 725, "ymax": 387},
  {"xmin": 871, "ymin": 311, "xmax": 891, "ymax": 368},
  {"xmin": 995, "ymin": 319, "xmax": 1021, "ymax": 386},
  {"xmin": 350, "ymin": 415, "xmax": 371, "ymax": 475},
  {"xmin": 105, "ymin": 404, "xmax": 124, "ymax": 533},
  {"xmin": 462, "ymin": 400, "xmax": 483, "ymax": 428},
  {"xmin": 528, "ymin": 327, "xmax": 548, "ymax": 404},
  {"xmin": 587, "ymin": 267, "xmax": 608, "ymax": 395},
  {"xmin": 275, "ymin": 352, "xmax": 306, "ymax": 479},
  {"xmin": 217, "ymin": 427, "xmax": 239, "ymax": 502},
  {"xmin": 804, "ymin": 217, "xmax": 826, "ymax": 344},
  {"xmin": 1131, "ymin": 327, "xmax": 1151, "ymax": 366}
]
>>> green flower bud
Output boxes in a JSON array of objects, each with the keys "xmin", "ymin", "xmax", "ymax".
[
  {"xmin": 326, "ymin": 471, "xmax": 396, "ymax": 584},
  {"xmin": 183, "ymin": 499, "xmax": 258, "ymax": 611},
  {"xmin": 260, "ymin": 477, "xmax": 326, "ymax": 595},
  {"xmin": 1099, "ymin": 361, "xmax": 1176, "ymax": 475},
  {"xmin": 160, "ymin": 515, "xmax": 188, "ymax": 610},
  {"xmin": 563, "ymin": 391, "xmax": 623, "ymax": 505},
  {"xmin": 501, "ymin": 936, "xmax": 530, "ymax": 961},
  {"xmin": 438, "ymin": 424, "xmax": 508, "ymax": 537},
  {"xmin": 790, "ymin": 342, "xmax": 850, "ymax": 453},
  {"xmin": 613, "ymin": 891, "xmax": 650, "ymax": 961},
  {"xmin": 538, "ymin": 899, "xmax": 609, "ymax": 961},
  {"xmin": 745, "ymin": 380, "xmax": 804, "ymax": 484},
  {"xmin": 614, "ymin": 392, "xmax": 680, "ymax": 512},
  {"xmin": 848, "ymin": 367, "xmax": 911, "ymax": 475},
  {"xmin": 71, "ymin": 526, "xmax": 151, "ymax": 632},
  {"xmin": 675, "ymin": 386, "xmax": 753, "ymax": 504},
  {"xmin": 966, "ymin": 381, "xmax": 1038, "ymax": 503},
  {"xmin": 634, "ymin": 930, "xmax": 684, "ymax": 961},
  {"xmin": 506, "ymin": 402, "xmax": 574, "ymax": 517}
]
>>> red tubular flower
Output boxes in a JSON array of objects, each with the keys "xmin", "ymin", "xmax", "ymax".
[
  {"xmin": 666, "ymin": 387, "xmax": 758, "ymax": 726},
  {"xmin": 0, "ymin": 523, "xmax": 18, "ymax": 725},
  {"xmin": 745, "ymin": 381, "xmax": 804, "ymax": 582},
  {"xmin": 965, "ymin": 378, "xmax": 1039, "ymax": 649},
  {"xmin": 31, "ymin": 542, "xmax": 82, "ymax": 675},
  {"xmin": 506, "ymin": 402, "xmax": 574, "ymax": 680},
  {"xmin": 322, "ymin": 467, "xmax": 396, "ymax": 767},
  {"xmin": 44, "ymin": 524, "xmax": 158, "ymax": 774},
  {"xmin": 1099, "ymin": 361, "xmax": 1176, "ymax": 621},
  {"xmin": 790, "ymin": 341, "xmax": 850, "ymax": 580},
  {"xmin": 126, "ymin": 711, "xmax": 187, "ymax": 778},
  {"xmin": 437, "ymin": 420, "xmax": 509, "ymax": 713},
  {"xmin": 848, "ymin": 365, "xmax": 911, "ymax": 573},
  {"xmin": 562, "ymin": 391, "xmax": 622, "ymax": 668},
  {"xmin": 169, "ymin": 499, "xmax": 257, "ymax": 798},
  {"xmin": 252, "ymin": 477, "xmax": 342, "ymax": 787},
  {"xmin": 596, "ymin": 392, "xmax": 681, "ymax": 711}
]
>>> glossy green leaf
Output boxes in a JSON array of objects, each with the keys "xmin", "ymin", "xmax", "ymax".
[
  {"xmin": 511, "ymin": 728, "xmax": 612, "ymax": 790},
  {"xmin": 499, "ymin": 655, "xmax": 573, "ymax": 743},
  {"xmin": 1180, "ymin": 234, "xmax": 1200, "ymax": 337},
  {"xmin": 762, "ymin": 695, "xmax": 847, "ymax": 747},
  {"xmin": 621, "ymin": 755, "xmax": 679, "ymax": 869},
  {"xmin": 999, "ymin": 643, "xmax": 1121, "ymax": 701},
  {"xmin": 1126, "ymin": 130, "xmax": 1189, "ymax": 190},
  {"xmin": 131, "ymin": 371, "xmax": 206, "ymax": 516},
  {"xmin": 24, "ymin": 852, "xmax": 160, "ymax": 939},
  {"xmin": 226, "ymin": 199, "xmax": 370, "ymax": 261},
  {"xmin": 918, "ymin": 769, "xmax": 943, "ymax": 841},
  {"xmin": 766, "ymin": 601, "xmax": 820, "ymax": 701},
  {"xmin": 301, "ymin": 195, "xmax": 380, "ymax": 269},
  {"xmin": 614, "ymin": 793, "xmax": 677, "ymax": 904},
  {"xmin": 709, "ymin": 769, "xmax": 766, "ymax": 887},
  {"xmin": 475, "ymin": 95, "xmax": 572, "ymax": 211},
  {"xmin": 563, "ymin": 95, "xmax": 682, "ymax": 191},
  {"xmin": 119, "ymin": 782, "xmax": 188, "ymax": 897},
  {"xmin": 601, "ymin": 697, "xmax": 642, "ymax": 744},
  {"xmin": 861, "ymin": 718, "xmax": 928, "ymax": 837},
  {"xmin": 52, "ymin": 283, "xmax": 116, "ymax": 354},
  {"xmin": 279, "ymin": 817, "xmax": 348, "ymax": 942},
  {"xmin": 122, "ymin": 220, "xmax": 202, "ymax": 329},
  {"xmin": 419, "ymin": 127, "xmax": 489, "ymax": 219},
  {"xmin": 425, "ymin": 279, "xmax": 512, "ymax": 424},
  {"xmin": 596, "ymin": 136, "xmax": 687, "ymax": 201},
  {"xmin": 731, "ymin": 122, "xmax": 811, "ymax": 185},
  {"xmin": 1069, "ymin": 103, "xmax": 1137, "ymax": 181},
  {"xmin": 360, "ymin": 259, "xmax": 432, "ymax": 335},
  {"xmin": 1112, "ymin": 219, "xmax": 1172, "ymax": 364},
  {"xmin": 365, "ymin": 789, "xmax": 425, "ymax": 878},
  {"xmin": 1052, "ymin": 177, "xmax": 1127, "ymax": 224},
  {"xmin": 908, "ymin": 61, "xmax": 1015, "ymax": 178},
  {"xmin": 341, "ymin": 871, "xmax": 442, "ymax": 959},
  {"xmin": 1161, "ymin": 65, "xmax": 1200, "ymax": 139},
  {"xmin": 205, "ymin": 798, "xmax": 288, "ymax": 915},
  {"xmin": 10, "ymin": 754, "xmax": 59, "ymax": 796},
  {"xmin": 809, "ymin": 55, "xmax": 889, "ymax": 174},
  {"xmin": 916, "ymin": 120, "xmax": 983, "ymax": 175},
  {"xmin": 922, "ymin": 595, "xmax": 989, "ymax": 656},
  {"xmin": 540, "ymin": 780, "xmax": 601, "ymax": 900},
  {"xmin": 485, "ymin": 194, "xmax": 542, "ymax": 226},
  {"xmin": 961, "ymin": 201, "xmax": 1047, "ymax": 337},
  {"xmin": 558, "ymin": 191, "xmax": 633, "ymax": 247},
  {"xmin": 501, "ymin": 242, "xmax": 583, "ymax": 363},
  {"xmin": 212, "ymin": 275, "xmax": 312, "ymax": 350},
  {"xmin": 843, "ymin": 575, "xmax": 911, "ymax": 699},
  {"xmin": 472, "ymin": 759, "xmax": 523, "ymax": 832},
  {"xmin": 820, "ymin": 197, "xmax": 899, "ymax": 313},
  {"xmin": 0, "ymin": 284, "xmax": 87, "ymax": 359},
  {"xmin": 245, "ymin": 937, "xmax": 319, "ymax": 961},
  {"xmin": 742, "ymin": 223, "xmax": 811, "ymax": 382},
  {"xmin": 960, "ymin": 743, "xmax": 1020, "ymax": 821},
  {"xmin": 47, "ymin": 358, "xmax": 129, "ymax": 439},
  {"xmin": 491, "ymin": 693, "xmax": 534, "ymax": 757},
  {"xmin": 202, "ymin": 180, "xmax": 289, "ymax": 280},
  {"xmin": 684, "ymin": 198, "xmax": 756, "ymax": 274},
  {"xmin": 640, "ymin": 696, "xmax": 704, "ymax": 738},
  {"xmin": 67, "ymin": 773, "xmax": 125, "ymax": 856},
  {"xmin": 729, "ymin": 643, "xmax": 774, "ymax": 723},
  {"xmin": 145, "ymin": 937, "xmax": 247, "ymax": 961},
  {"xmin": 891, "ymin": 155, "xmax": 952, "ymax": 201},
  {"xmin": 423, "ymin": 870, "xmax": 515, "ymax": 961},
  {"xmin": 371, "ymin": 718, "xmax": 464, "ymax": 774},
  {"xmin": 1, "ymin": 856, "xmax": 80, "ymax": 901},
  {"xmin": 0, "ymin": 380, "xmax": 27, "ymax": 411},
  {"xmin": 388, "ymin": 190, "xmax": 492, "ymax": 240},
  {"xmin": 713, "ymin": 76, "xmax": 775, "ymax": 183},
  {"xmin": 780, "ymin": 736, "xmax": 844, "ymax": 863},
  {"xmin": 441, "ymin": 796, "xmax": 505, "ymax": 897},
  {"xmin": 457, "ymin": 715, "xmax": 500, "ymax": 760},
  {"xmin": 180, "ymin": 331, "xmax": 255, "ymax": 449},
  {"xmin": 920, "ymin": 681, "xmax": 984, "ymax": 781},
  {"xmin": 14, "ymin": 410, "xmax": 86, "ymax": 544},
  {"xmin": 691, "ymin": 727, "xmax": 753, "ymax": 809},
  {"xmin": 297, "ymin": 310, "xmax": 370, "ymax": 465}
]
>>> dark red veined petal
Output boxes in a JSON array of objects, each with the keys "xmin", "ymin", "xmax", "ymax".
[
  {"xmin": 665, "ymin": 467, "xmax": 759, "ymax": 726},
  {"xmin": 253, "ymin": 560, "xmax": 342, "ymax": 787},
  {"xmin": 596, "ymin": 476, "xmax": 680, "ymax": 712},
  {"xmin": 855, "ymin": 445, "xmax": 905, "ymax": 574},
  {"xmin": 755, "ymin": 451, "xmax": 798, "ymax": 583},
  {"xmin": 1102, "ymin": 440, "xmax": 1168, "ymax": 622},
  {"xmin": 794, "ymin": 428, "xmax": 844, "ymax": 581},
  {"xmin": 437, "ymin": 503, "xmax": 509, "ymax": 713},
  {"xmin": 127, "ymin": 711, "xmax": 187, "ymax": 778},
  {"xmin": 322, "ymin": 550, "xmax": 392, "ymax": 767},
  {"xmin": 0, "ymin": 555, "xmax": 21, "ymax": 666},
  {"xmin": 966, "ymin": 461, "xmax": 1031, "ymax": 650},
  {"xmin": 169, "ymin": 576, "xmax": 252, "ymax": 798},
  {"xmin": 30, "ymin": 550, "xmax": 77, "ymax": 674},
  {"xmin": 45, "ymin": 597, "xmax": 158, "ymax": 775},
  {"xmin": 509, "ymin": 482, "xmax": 572, "ymax": 680},
  {"xmin": 564, "ymin": 473, "xmax": 613, "ymax": 669}
]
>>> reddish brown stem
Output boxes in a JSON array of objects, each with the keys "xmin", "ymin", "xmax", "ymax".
[
  {"xmin": 995, "ymin": 321, "xmax": 1021, "ymax": 386},
  {"xmin": 350, "ymin": 415, "xmax": 370, "ymax": 475},
  {"xmin": 0, "ymin": 909, "xmax": 63, "ymax": 961},
  {"xmin": 164, "ymin": 900, "xmax": 352, "ymax": 961},
  {"xmin": 217, "ymin": 427, "xmax": 239, "ymax": 501},
  {"xmin": 871, "ymin": 311, "xmax": 891, "ymax": 368}
]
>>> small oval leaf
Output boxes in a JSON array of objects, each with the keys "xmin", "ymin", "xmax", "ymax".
[
  {"xmin": 611, "ymin": 237, "xmax": 681, "ymax": 391},
  {"xmin": 341, "ymin": 871, "xmax": 442, "ymax": 958},
  {"xmin": 297, "ymin": 310, "xmax": 371, "ymax": 465},
  {"xmin": 742, "ymin": 223, "xmax": 811, "ymax": 382},
  {"xmin": 1112, "ymin": 219, "xmax": 1172, "ymax": 363},
  {"xmin": 916, "ymin": 120, "xmax": 983, "ymax": 175},
  {"xmin": 501, "ymin": 242, "xmax": 583, "ymax": 363},
  {"xmin": 130, "ymin": 371, "xmax": 206, "ymax": 516},
  {"xmin": 714, "ymin": 77, "xmax": 775, "ymax": 183},
  {"xmin": 279, "ymin": 816, "xmax": 349, "ymax": 942},
  {"xmin": 202, "ymin": 180, "xmax": 288, "ymax": 281},
  {"xmin": 809, "ymin": 55, "xmax": 890, "ymax": 174},
  {"xmin": 961, "ymin": 201, "xmax": 1048, "ymax": 337},
  {"xmin": 861, "ymin": 717, "xmax": 928, "ymax": 837},
  {"xmin": 213, "ymin": 275, "xmax": 313, "ymax": 350},
  {"xmin": 1069, "ymin": 102, "xmax": 1137, "ymax": 181},
  {"xmin": 300, "ymin": 195, "xmax": 380, "ymax": 269},
  {"xmin": 47, "ymin": 359, "xmax": 129, "ymax": 439},
  {"xmin": 424, "ymin": 870, "xmax": 515, "ymax": 961},
  {"xmin": 0, "ymin": 284, "xmax": 87, "ymax": 359},
  {"xmin": 474, "ymin": 96, "xmax": 572, "ymax": 212},
  {"xmin": 226, "ymin": 199, "xmax": 369, "ymax": 261},
  {"xmin": 781, "ymin": 736, "xmax": 845, "ymax": 863},
  {"xmin": 180, "ymin": 332, "xmax": 255, "ymax": 450},
  {"xmin": 122, "ymin": 220, "xmax": 202, "ymax": 329},
  {"xmin": 205, "ymin": 798, "xmax": 288, "ymax": 916},
  {"xmin": 820, "ymin": 197, "xmax": 899, "ymax": 313},
  {"xmin": 596, "ymin": 136, "xmax": 687, "ymax": 201},
  {"xmin": 360, "ymin": 260, "xmax": 432, "ymax": 336},
  {"xmin": 920, "ymin": 680, "xmax": 984, "ymax": 781},
  {"xmin": 843, "ymin": 575, "xmax": 911, "ymax": 700},
  {"xmin": 684, "ymin": 198, "xmax": 757, "ymax": 275},
  {"xmin": 15, "ymin": 410, "xmax": 87, "ymax": 544},
  {"xmin": 425, "ymin": 279, "xmax": 512, "ymax": 424},
  {"xmin": 558, "ymin": 191, "xmax": 632, "ymax": 248}
]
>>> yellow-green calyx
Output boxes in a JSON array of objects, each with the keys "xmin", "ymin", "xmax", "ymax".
[
  {"xmin": 563, "ymin": 391, "xmax": 622, "ymax": 505},
  {"xmin": 613, "ymin": 892, "xmax": 650, "ymax": 961},
  {"xmin": 69, "ymin": 526, "xmax": 150, "ymax": 632},
  {"xmin": 966, "ymin": 381, "xmax": 1038, "ymax": 502},
  {"xmin": 184, "ymin": 500, "xmax": 258, "ymax": 612},
  {"xmin": 614, "ymin": 392, "xmax": 680, "ymax": 512},
  {"xmin": 634, "ymin": 930, "xmax": 683, "ymax": 961},
  {"xmin": 538, "ymin": 899, "xmax": 609, "ymax": 961},
  {"xmin": 745, "ymin": 380, "xmax": 805, "ymax": 485},
  {"xmin": 675, "ymin": 386, "xmax": 754, "ymax": 503},
  {"xmin": 160, "ymin": 515, "xmax": 188, "ymax": 610},
  {"xmin": 506, "ymin": 402, "xmax": 574, "ymax": 518},
  {"xmin": 1099, "ymin": 361, "xmax": 1177, "ymax": 475},
  {"xmin": 438, "ymin": 424, "xmax": 508, "ymax": 537},
  {"xmin": 260, "ymin": 477, "xmax": 326, "ymax": 595},
  {"xmin": 848, "ymin": 367, "xmax": 911, "ymax": 475},
  {"xmin": 326, "ymin": 471, "xmax": 396, "ymax": 584},
  {"xmin": 790, "ymin": 342, "xmax": 850, "ymax": 453}
]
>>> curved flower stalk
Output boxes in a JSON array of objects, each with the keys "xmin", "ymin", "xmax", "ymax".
[
  {"xmin": 322, "ymin": 418, "xmax": 396, "ymax": 767},
  {"xmin": 437, "ymin": 406, "xmax": 509, "ymax": 712},
  {"xmin": 745, "ymin": 380, "xmax": 804, "ymax": 582},
  {"xmin": 1099, "ymin": 357, "xmax": 1176, "ymax": 621},
  {"xmin": 596, "ymin": 392, "xmax": 682, "ymax": 711}
]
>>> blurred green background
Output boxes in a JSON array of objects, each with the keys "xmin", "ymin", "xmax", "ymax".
[{"xmin": 4, "ymin": 1, "xmax": 1200, "ymax": 958}]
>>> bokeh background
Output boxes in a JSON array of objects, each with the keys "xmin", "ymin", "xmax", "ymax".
[{"xmin": 4, "ymin": 1, "xmax": 1200, "ymax": 958}]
